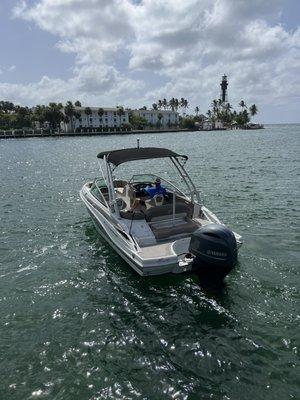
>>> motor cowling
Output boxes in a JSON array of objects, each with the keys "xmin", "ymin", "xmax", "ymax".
[{"xmin": 189, "ymin": 223, "xmax": 238, "ymax": 281}]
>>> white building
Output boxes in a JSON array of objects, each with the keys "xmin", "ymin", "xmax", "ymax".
[
  {"xmin": 214, "ymin": 120, "xmax": 225, "ymax": 129},
  {"xmin": 133, "ymin": 109, "xmax": 179, "ymax": 128},
  {"xmin": 61, "ymin": 107, "xmax": 129, "ymax": 133},
  {"xmin": 203, "ymin": 120, "xmax": 212, "ymax": 130}
]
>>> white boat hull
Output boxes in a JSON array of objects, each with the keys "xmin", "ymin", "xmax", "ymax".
[{"xmin": 81, "ymin": 189, "xmax": 187, "ymax": 276}]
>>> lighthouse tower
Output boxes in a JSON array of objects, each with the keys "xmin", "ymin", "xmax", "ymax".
[{"xmin": 220, "ymin": 74, "xmax": 228, "ymax": 104}]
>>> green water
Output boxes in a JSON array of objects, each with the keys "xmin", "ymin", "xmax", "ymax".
[{"xmin": 0, "ymin": 125, "xmax": 299, "ymax": 399}]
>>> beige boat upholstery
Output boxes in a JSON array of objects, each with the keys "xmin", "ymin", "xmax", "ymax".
[
  {"xmin": 116, "ymin": 186, "xmax": 200, "ymax": 241},
  {"xmin": 151, "ymin": 219, "xmax": 199, "ymax": 240},
  {"xmin": 145, "ymin": 203, "xmax": 199, "ymax": 240},
  {"xmin": 145, "ymin": 194, "xmax": 164, "ymax": 208},
  {"xmin": 145, "ymin": 203, "xmax": 192, "ymax": 222},
  {"xmin": 122, "ymin": 184, "xmax": 136, "ymax": 207}
]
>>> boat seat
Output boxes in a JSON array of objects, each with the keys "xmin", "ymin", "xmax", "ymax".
[
  {"xmin": 120, "ymin": 210, "xmax": 145, "ymax": 220},
  {"xmin": 145, "ymin": 203, "xmax": 191, "ymax": 222},
  {"xmin": 151, "ymin": 219, "xmax": 199, "ymax": 240},
  {"xmin": 145, "ymin": 194, "xmax": 164, "ymax": 208},
  {"xmin": 122, "ymin": 184, "xmax": 136, "ymax": 206}
]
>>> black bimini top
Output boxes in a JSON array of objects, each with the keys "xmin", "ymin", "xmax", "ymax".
[{"xmin": 97, "ymin": 147, "xmax": 188, "ymax": 166}]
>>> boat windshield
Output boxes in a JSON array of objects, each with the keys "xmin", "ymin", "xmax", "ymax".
[
  {"xmin": 94, "ymin": 177, "xmax": 107, "ymax": 188},
  {"xmin": 129, "ymin": 174, "xmax": 186, "ymax": 196}
]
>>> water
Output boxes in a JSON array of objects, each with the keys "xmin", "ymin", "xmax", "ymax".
[{"xmin": 0, "ymin": 125, "xmax": 299, "ymax": 400}]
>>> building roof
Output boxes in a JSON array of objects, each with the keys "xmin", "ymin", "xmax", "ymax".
[
  {"xmin": 134, "ymin": 109, "xmax": 178, "ymax": 114},
  {"xmin": 73, "ymin": 106, "xmax": 124, "ymax": 112},
  {"xmin": 61, "ymin": 106, "xmax": 178, "ymax": 115},
  {"xmin": 97, "ymin": 147, "xmax": 187, "ymax": 166}
]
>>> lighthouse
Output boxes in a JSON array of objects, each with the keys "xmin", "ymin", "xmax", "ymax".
[{"xmin": 220, "ymin": 74, "xmax": 228, "ymax": 104}]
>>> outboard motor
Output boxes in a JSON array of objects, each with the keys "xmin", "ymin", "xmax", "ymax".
[{"xmin": 189, "ymin": 223, "xmax": 237, "ymax": 282}]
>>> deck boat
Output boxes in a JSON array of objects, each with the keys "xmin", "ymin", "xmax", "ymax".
[{"xmin": 80, "ymin": 145, "xmax": 243, "ymax": 281}]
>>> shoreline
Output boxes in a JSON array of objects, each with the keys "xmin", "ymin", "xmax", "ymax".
[{"xmin": 0, "ymin": 126, "xmax": 265, "ymax": 139}]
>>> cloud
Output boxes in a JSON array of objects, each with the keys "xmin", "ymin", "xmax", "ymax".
[
  {"xmin": 0, "ymin": 65, "xmax": 17, "ymax": 75},
  {"xmin": 0, "ymin": 0, "xmax": 298, "ymax": 122},
  {"xmin": 0, "ymin": 65, "xmax": 144, "ymax": 107}
]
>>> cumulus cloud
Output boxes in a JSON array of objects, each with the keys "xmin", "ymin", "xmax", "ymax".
[
  {"xmin": 0, "ymin": 0, "xmax": 298, "ymax": 121},
  {"xmin": 0, "ymin": 66, "xmax": 144, "ymax": 107}
]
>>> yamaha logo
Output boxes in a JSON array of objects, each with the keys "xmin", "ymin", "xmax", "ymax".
[{"xmin": 207, "ymin": 250, "xmax": 227, "ymax": 257}]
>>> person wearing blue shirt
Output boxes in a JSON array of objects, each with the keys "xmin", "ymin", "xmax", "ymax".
[
  {"xmin": 145, "ymin": 177, "xmax": 166, "ymax": 198},
  {"xmin": 129, "ymin": 177, "xmax": 167, "ymax": 211}
]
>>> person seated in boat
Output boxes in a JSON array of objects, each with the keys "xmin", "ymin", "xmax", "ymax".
[
  {"xmin": 145, "ymin": 177, "xmax": 167, "ymax": 198},
  {"xmin": 130, "ymin": 178, "xmax": 167, "ymax": 211}
]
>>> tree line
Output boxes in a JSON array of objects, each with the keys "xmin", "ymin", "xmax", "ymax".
[
  {"xmin": 180, "ymin": 100, "xmax": 258, "ymax": 129},
  {"xmin": 0, "ymin": 100, "xmax": 127, "ymax": 131},
  {"xmin": 151, "ymin": 98, "xmax": 189, "ymax": 113},
  {"xmin": 0, "ymin": 97, "xmax": 259, "ymax": 132},
  {"xmin": 206, "ymin": 99, "xmax": 258, "ymax": 127}
]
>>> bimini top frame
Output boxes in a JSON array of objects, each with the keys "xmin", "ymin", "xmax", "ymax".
[{"xmin": 96, "ymin": 147, "xmax": 201, "ymax": 215}]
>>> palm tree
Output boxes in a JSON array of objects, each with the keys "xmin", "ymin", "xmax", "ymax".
[
  {"xmin": 179, "ymin": 98, "xmax": 189, "ymax": 115},
  {"xmin": 169, "ymin": 98, "xmax": 176, "ymax": 111},
  {"xmin": 162, "ymin": 98, "xmax": 168, "ymax": 110},
  {"xmin": 116, "ymin": 106, "xmax": 125, "ymax": 128},
  {"xmin": 97, "ymin": 107, "xmax": 104, "ymax": 126},
  {"xmin": 183, "ymin": 99, "xmax": 189, "ymax": 115},
  {"xmin": 84, "ymin": 107, "xmax": 92, "ymax": 128},
  {"xmin": 33, "ymin": 105, "xmax": 47, "ymax": 125},
  {"xmin": 210, "ymin": 99, "xmax": 218, "ymax": 116},
  {"xmin": 239, "ymin": 100, "xmax": 247, "ymax": 109},
  {"xmin": 224, "ymin": 103, "xmax": 232, "ymax": 113},
  {"xmin": 45, "ymin": 102, "xmax": 64, "ymax": 130},
  {"xmin": 195, "ymin": 106, "xmax": 200, "ymax": 116},
  {"xmin": 180, "ymin": 98, "xmax": 185, "ymax": 113},
  {"xmin": 74, "ymin": 100, "xmax": 82, "ymax": 107},
  {"xmin": 249, "ymin": 104, "xmax": 258, "ymax": 117},
  {"xmin": 157, "ymin": 113, "xmax": 163, "ymax": 127},
  {"xmin": 157, "ymin": 99, "xmax": 163, "ymax": 110},
  {"xmin": 152, "ymin": 103, "xmax": 158, "ymax": 111},
  {"xmin": 174, "ymin": 98, "xmax": 179, "ymax": 112},
  {"xmin": 64, "ymin": 101, "xmax": 75, "ymax": 132}
]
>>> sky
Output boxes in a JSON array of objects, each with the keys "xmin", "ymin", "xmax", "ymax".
[{"xmin": 0, "ymin": 0, "xmax": 299, "ymax": 123}]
